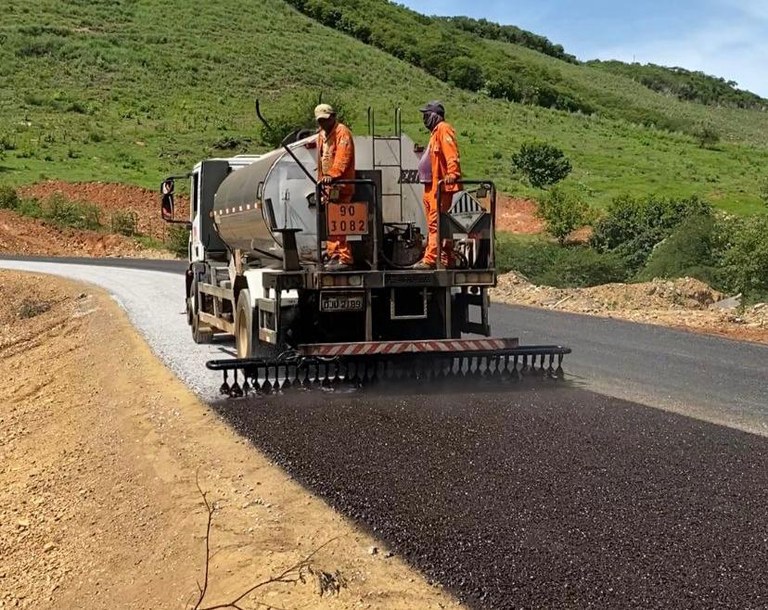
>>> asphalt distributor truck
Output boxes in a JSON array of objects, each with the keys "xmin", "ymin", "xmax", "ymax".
[{"xmin": 160, "ymin": 107, "xmax": 570, "ymax": 395}]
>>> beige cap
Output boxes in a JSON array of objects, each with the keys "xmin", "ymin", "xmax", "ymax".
[{"xmin": 314, "ymin": 103, "xmax": 335, "ymax": 120}]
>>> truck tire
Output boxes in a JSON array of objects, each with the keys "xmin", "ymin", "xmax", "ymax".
[
  {"xmin": 235, "ymin": 289, "xmax": 258, "ymax": 358},
  {"xmin": 191, "ymin": 278, "xmax": 214, "ymax": 344}
]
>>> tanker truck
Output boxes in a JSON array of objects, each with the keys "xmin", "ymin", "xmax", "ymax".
[{"xmin": 160, "ymin": 108, "xmax": 570, "ymax": 395}]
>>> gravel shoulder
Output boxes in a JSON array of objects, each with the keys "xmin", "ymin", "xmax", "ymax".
[{"xmin": 0, "ymin": 270, "xmax": 460, "ymax": 609}]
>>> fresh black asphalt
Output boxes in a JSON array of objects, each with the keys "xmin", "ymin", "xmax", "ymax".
[{"xmin": 212, "ymin": 384, "xmax": 768, "ymax": 609}]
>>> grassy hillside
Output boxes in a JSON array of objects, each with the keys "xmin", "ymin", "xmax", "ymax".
[
  {"xmin": 286, "ymin": 0, "xmax": 768, "ymax": 145},
  {"xmin": 0, "ymin": 0, "xmax": 766, "ymax": 214}
]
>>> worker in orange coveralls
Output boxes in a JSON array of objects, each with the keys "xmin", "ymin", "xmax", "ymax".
[
  {"xmin": 413, "ymin": 100, "xmax": 462, "ymax": 270},
  {"xmin": 315, "ymin": 103, "xmax": 356, "ymax": 271}
]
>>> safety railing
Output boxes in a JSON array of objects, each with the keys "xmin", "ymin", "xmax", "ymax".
[{"xmin": 435, "ymin": 179, "xmax": 497, "ymax": 271}]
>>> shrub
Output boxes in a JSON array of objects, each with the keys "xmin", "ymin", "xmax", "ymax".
[
  {"xmin": 110, "ymin": 210, "xmax": 138, "ymax": 237},
  {"xmin": 0, "ymin": 185, "xmax": 20, "ymax": 210},
  {"xmin": 258, "ymin": 92, "xmax": 355, "ymax": 149},
  {"xmin": 496, "ymin": 235, "xmax": 563, "ymax": 278},
  {"xmin": 496, "ymin": 235, "xmax": 629, "ymax": 288},
  {"xmin": 719, "ymin": 213, "xmax": 768, "ymax": 303},
  {"xmin": 43, "ymin": 194, "xmax": 101, "ymax": 230},
  {"xmin": 538, "ymin": 248, "xmax": 628, "ymax": 288},
  {"xmin": 511, "ymin": 141, "xmax": 572, "ymax": 189},
  {"xmin": 590, "ymin": 194, "xmax": 712, "ymax": 273},
  {"xmin": 536, "ymin": 186, "xmax": 593, "ymax": 245},
  {"xmin": 760, "ymin": 178, "xmax": 768, "ymax": 209},
  {"xmin": 694, "ymin": 123, "xmax": 720, "ymax": 149},
  {"xmin": 167, "ymin": 224, "xmax": 190, "ymax": 258},
  {"xmin": 15, "ymin": 197, "xmax": 43, "ymax": 218},
  {"xmin": 448, "ymin": 57, "xmax": 485, "ymax": 91},
  {"xmin": 637, "ymin": 213, "xmax": 720, "ymax": 284},
  {"xmin": 18, "ymin": 298, "xmax": 51, "ymax": 319},
  {"xmin": 0, "ymin": 134, "xmax": 16, "ymax": 151},
  {"xmin": 211, "ymin": 136, "xmax": 252, "ymax": 151}
]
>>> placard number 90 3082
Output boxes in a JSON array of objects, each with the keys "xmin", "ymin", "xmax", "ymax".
[{"xmin": 327, "ymin": 203, "xmax": 368, "ymax": 235}]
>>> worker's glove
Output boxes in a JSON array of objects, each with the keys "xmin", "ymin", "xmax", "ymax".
[
  {"xmin": 320, "ymin": 176, "xmax": 335, "ymax": 185},
  {"xmin": 444, "ymin": 174, "xmax": 457, "ymax": 185}
]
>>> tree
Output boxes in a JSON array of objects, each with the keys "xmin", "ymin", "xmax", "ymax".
[
  {"xmin": 536, "ymin": 186, "xmax": 592, "ymax": 245},
  {"xmin": 511, "ymin": 141, "xmax": 572, "ymax": 189},
  {"xmin": 694, "ymin": 123, "xmax": 720, "ymax": 149}
]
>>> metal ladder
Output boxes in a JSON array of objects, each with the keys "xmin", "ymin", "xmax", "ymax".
[{"xmin": 367, "ymin": 107, "xmax": 406, "ymax": 219}]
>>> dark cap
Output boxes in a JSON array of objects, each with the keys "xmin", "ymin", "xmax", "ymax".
[{"xmin": 419, "ymin": 100, "xmax": 445, "ymax": 116}]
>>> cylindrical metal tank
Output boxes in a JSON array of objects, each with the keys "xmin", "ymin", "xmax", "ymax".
[
  {"xmin": 212, "ymin": 132, "xmax": 425, "ymax": 261},
  {"xmin": 213, "ymin": 135, "xmax": 320, "ymax": 260}
]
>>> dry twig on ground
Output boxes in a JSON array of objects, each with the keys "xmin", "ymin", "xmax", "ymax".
[{"xmin": 189, "ymin": 474, "xmax": 343, "ymax": 610}]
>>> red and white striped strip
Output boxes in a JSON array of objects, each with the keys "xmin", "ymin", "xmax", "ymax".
[{"xmin": 299, "ymin": 338, "xmax": 519, "ymax": 357}]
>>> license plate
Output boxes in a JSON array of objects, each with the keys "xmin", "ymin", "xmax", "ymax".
[
  {"xmin": 320, "ymin": 292, "xmax": 365, "ymax": 312},
  {"xmin": 327, "ymin": 202, "xmax": 368, "ymax": 235}
]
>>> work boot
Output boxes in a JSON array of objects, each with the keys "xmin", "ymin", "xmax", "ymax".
[
  {"xmin": 325, "ymin": 258, "xmax": 353, "ymax": 271},
  {"xmin": 412, "ymin": 260, "xmax": 435, "ymax": 270}
]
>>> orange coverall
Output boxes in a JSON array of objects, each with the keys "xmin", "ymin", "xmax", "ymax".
[
  {"xmin": 317, "ymin": 123, "xmax": 356, "ymax": 265},
  {"xmin": 423, "ymin": 121, "xmax": 461, "ymax": 266}
]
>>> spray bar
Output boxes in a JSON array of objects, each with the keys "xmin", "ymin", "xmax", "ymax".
[{"xmin": 207, "ymin": 344, "xmax": 572, "ymax": 397}]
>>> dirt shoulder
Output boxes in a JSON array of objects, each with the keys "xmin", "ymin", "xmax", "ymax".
[
  {"xmin": 492, "ymin": 272, "xmax": 768, "ymax": 345},
  {"xmin": 0, "ymin": 270, "xmax": 460, "ymax": 610}
]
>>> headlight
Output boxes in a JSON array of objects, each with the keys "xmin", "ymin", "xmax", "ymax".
[{"xmin": 347, "ymin": 274, "xmax": 363, "ymax": 287}]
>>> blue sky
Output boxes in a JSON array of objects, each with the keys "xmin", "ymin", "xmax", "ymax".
[{"xmin": 399, "ymin": 0, "xmax": 768, "ymax": 97}]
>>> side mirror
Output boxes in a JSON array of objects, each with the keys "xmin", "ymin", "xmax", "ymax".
[
  {"xmin": 306, "ymin": 192, "xmax": 317, "ymax": 208},
  {"xmin": 160, "ymin": 179, "xmax": 175, "ymax": 221}
]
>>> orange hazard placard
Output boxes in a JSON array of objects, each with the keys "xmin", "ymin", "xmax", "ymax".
[{"xmin": 326, "ymin": 202, "xmax": 368, "ymax": 235}]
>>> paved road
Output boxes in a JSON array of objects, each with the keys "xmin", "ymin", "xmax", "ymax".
[
  {"xmin": 493, "ymin": 304, "xmax": 768, "ymax": 435},
  {"xmin": 2, "ymin": 256, "xmax": 767, "ymax": 608},
  {"xmin": 214, "ymin": 387, "xmax": 768, "ymax": 609},
  {"xmin": 0, "ymin": 254, "xmax": 187, "ymax": 274},
  {"xmin": 3, "ymin": 255, "xmax": 766, "ymax": 433}
]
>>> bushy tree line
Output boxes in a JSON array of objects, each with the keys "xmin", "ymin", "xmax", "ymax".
[
  {"xmin": 494, "ymin": 140, "xmax": 768, "ymax": 301},
  {"xmin": 284, "ymin": 0, "xmax": 595, "ymax": 114},
  {"xmin": 438, "ymin": 16, "xmax": 578, "ymax": 64},
  {"xmin": 590, "ymin": 194, "xmax": 713, "ymax": 272},
  {"xmin": 499, "ymin": 189, "xmax": 768, "ymax": 303},
  {"xmin": 589, "ymin": 61, "xmax": 768, "ymax": 111}
]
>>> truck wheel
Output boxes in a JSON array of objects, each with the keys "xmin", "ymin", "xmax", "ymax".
[
  {"xmin": 191, "ymin": 278, "xmax": 213, "ymax": 344},
  {"xmin": 235, "ymin": 289, "xmax": 258, "ymax": 358}
]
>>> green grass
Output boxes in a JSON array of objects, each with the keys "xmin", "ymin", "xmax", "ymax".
[{"xmin": 0, "ymin": 0, "xmax": 766, "ymax": 215}]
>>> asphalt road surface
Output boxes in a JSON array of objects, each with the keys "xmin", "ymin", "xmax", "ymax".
[
  {"xmin": 2, "ymin": 255, "xmax": 768, "ymax": 608},
  {"xmin": 212, "ymin": 387, "xmax": 768, "ymax": 609},
  {"xmin": 3, "ymin": 254, "xmax": 766, "ymax": 431}
]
